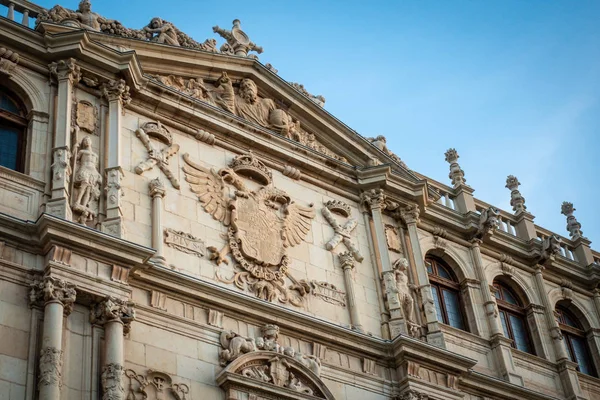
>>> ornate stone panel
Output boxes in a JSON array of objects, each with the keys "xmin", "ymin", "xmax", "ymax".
[{"xmin": 164, "ymin": 228, "xmax": 205, "ymax": 257}]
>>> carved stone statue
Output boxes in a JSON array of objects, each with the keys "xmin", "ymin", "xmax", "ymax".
[
  {"xmin": 541, "ymin": 234, "xmax": 562, "ymax": 263},
  {"xmin": 393, "ymin": 259, "xmax": 416, "ymax": 327},
  {"xmin": 72, "ymin": 136, "xmax": 102, "ymax": 223},
  {"xmin": 367, "ymin": 135, "xmax": 408, "ymax": 168},
  {"xmin": 476, "ymin": 206, "xmax": 500, "ymax": 239},
  {"xmin": 215, "ymin": 73, "xmax": 293, "ymax": 136},
  {"xmin": 67, "ymin": 0, "xmax": 112, "ymax": 31},
  {"xmin": 144, "ymin": 17, "xmax": 179, "ymax": 46}
]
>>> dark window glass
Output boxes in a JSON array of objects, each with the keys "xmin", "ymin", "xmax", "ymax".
[
  {"xmin": 493, "ymin": 281, "xmax": 534, "ymax": 355},
  {"xmin": 557, "ymin": 306, "xmax": 596, "ymax": 377},
  {"xmin": 0, "ymin": 88, "xmax": 26, "ymax": 172},
  {"xmin": 426, "ymin": 256, "xmax": 467, "ymax": 332}
]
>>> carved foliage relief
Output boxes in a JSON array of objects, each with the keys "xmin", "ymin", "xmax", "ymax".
[
  {"xmin": 124, "ymin": 369, "xmax": 189, "ymax": 399},
  {"xmin": 183, "ymin": 152, "xmax": 314, "ymax": 306}
]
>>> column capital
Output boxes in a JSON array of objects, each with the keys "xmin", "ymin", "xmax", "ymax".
[
  {"xmin": 29, "ymin": 276, "xmax": 76, "ymax": 315},
  {"xmin": 101, "ymin": 78, "xmax": 132, "ymax": 108},
  {"xmin": 360, "ymin": 188, "xmax": 386, "ymax": 211},
  {"xmin": 149, "ymin": 178, "xmax": 167, "ymax": 198},
  {"xmin": 400, "ymin": 204, "xmax": 420, "ymax": 225},
  {"xmin": 49, "ymin": 58, "xmax": 81, "ymax": 84},
  {"xmin": 338, "ymin": 251, "xmax": 355, "ymax": 271},
  {"xmin": 90, "ymin": 296, "xmax": 136, "ymax": 334}
]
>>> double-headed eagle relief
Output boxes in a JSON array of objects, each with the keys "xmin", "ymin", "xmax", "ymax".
[{"xmin": 183, "ymin": 152, "xmax": 315, "ymax": 306}]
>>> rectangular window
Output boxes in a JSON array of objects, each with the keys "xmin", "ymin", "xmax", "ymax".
[
  {"xmin": 442, "ymin": 289, "xmax": 464, "ymax": 330},
  {"xmin": 0, "ymin": 126, "xmax": 20, "ymax": 170},
  {"xmin": 509, "ymin": 314, "xmax": 531, "ymax": 353}
]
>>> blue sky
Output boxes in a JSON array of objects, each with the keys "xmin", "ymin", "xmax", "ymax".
[{"xmin": 35, "ymin": 1, "xmax": 600, "ymax": 247}]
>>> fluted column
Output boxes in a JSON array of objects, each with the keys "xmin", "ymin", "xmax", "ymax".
[
  {"xmin": 360, "ymin": 189, "xmax": 405, "ymax": 337},
  {"xmin": 91, "ymin": 297, "xmax": 135, "ymax": 400},
  {"xmin": 47, "ymin": 59, "xmax": 81, "ymax": 220},
  {"xmin": 400, "ymin": 205, "xmax": 443, "ymax": 346},
  {"xmin": 339, "ymin": 251, "xmax": 363, "ymax": 332},
  {"xmin": 101, "ymin": 79, "xmax": 131, "ymax": 237},
  {"xmin": 30, "ymin": 276, "xmax": 77, "ymax": 400},
  {"xmin": 149, "ymin": 178, "xmax": 167, "ymax": 265}
]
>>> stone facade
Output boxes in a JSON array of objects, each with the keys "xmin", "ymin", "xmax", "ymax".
[{"xmin": 0, "ymin": 1, "xmax": 599, "ymax": 399}]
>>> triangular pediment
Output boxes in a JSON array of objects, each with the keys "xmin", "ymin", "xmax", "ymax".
[{"xmin": 33, "ymin": 3, "xmax": 418, "ymax": 181}]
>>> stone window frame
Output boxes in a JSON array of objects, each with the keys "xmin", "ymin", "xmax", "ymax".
[
  {"xmin": 0, "ymin": 86, "xmax": 28, "ymax": 172},
  {"xmin": 426, "ymin": 255, "xmax": 469, "ymax": 332},
  {"xmin": 556, "ymin": 302, "xmax": 598, "ymax": 377},
  {"xmin": 492, "ymin": 280, "xmax": 536, "ymax": 355}
]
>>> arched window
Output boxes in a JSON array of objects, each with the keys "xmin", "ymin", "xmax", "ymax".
[
  {"xmin": 493, "ymin": 281, "xmax": 534, "ymax": 354},
  {"xmin": 426, "ymin": 256, "xmax": 467, "ymax": 331},
  {"xmin": 0, "ymin": 88, "xmax": 27, "ymax": 172},
  {"xmin": 556, "ymin": 305, "xmax": 596, "ymax": 377}
]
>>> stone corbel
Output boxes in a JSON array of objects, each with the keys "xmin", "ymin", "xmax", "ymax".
[
  {"xmin": 0, "ymin": 47, "xmax": 19, "ymax": 77},
  {"xmin": 46, "ymin": 245, "xmax": 72, "ymax": 266}
]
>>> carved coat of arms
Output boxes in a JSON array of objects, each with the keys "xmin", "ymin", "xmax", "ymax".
[{"xmin": 183, "ymin": 152, "xmax": 314, "ymax": 305}]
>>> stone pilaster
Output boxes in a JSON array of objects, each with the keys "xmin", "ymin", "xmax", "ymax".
[
  {"xmin": 338, "ymin": 251, "xmax": 363, "ymax": 332},
  {"xmin": 400, "ymin": 205, "xmax": 443, "ymax": 346},
  {"xmin": 30, "ymin": 276, "xmax": 77, "ymax": 400},
  {"xmin": 91, "ymin": 296, "xmax": 135, "ymax": 400},
  {"xmin": 149, "ymin": 178, "xmax": 167, "ymax": 265},
  {"xmin": 361, "ymin": 189, "xmax": 401, "ymax": 337},
  {"xmin": 100, "ymin": 79, "xmax": 130, "ymax": 237},
  {"xmin": 47, "ymin": 59, "xmax": 81, "ymax": 220}
]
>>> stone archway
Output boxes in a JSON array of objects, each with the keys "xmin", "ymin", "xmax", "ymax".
[{"xmin": 216, "ymin": 351, "xmax": 335, "ymax": 400}]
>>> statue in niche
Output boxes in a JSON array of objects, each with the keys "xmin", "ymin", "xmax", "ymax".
[
  {"xmin": 393, "ymin": 258, "xmax": 418, "ymax": 334},
  {"xmin": 144, "ymin": 17, "xmax": 180, "ymax": 46},
  {"xmin": 215, "ymin": 72, "xmax": 294, "ymax": 136},
  {"xmin": 72, "ymin": 136, "xmax": 101, "ymax": 223}
]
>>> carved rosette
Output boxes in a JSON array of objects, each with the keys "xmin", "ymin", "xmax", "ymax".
[
  {"xmin": 561, "ymin": 201, "xmax": 584, "ymax": 239},
  {"xmin": 49, "ymin": 58, "xmax": 81, "ymax": 84},
  {"xmin": 101, "ymin": 363, "xmax": 124, "ymax": 400},
  {"xmin": 90, "ymin": 297, "xmax": 135, "ymax": 334},
  {"xmin": 39, "ymin": 347, "xmax": 63, "ymax": 388},
  {"xmin": 505, "ymin": 175, "xmax": 526, "ymax": 213},
  {"xmin": 30, "ymin": 276, "xmax": 77, "ymax": 315},
  {"xmin": 101, "ymin": 79, "xmax": 131, "ymax": 108}
]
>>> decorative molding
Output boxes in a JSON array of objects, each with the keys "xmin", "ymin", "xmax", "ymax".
[
  {"xmin": 360, "ymin": 189, "xmax": 386, "ymax": 211},
  {"xmin": 164, "ymin": 228, "xmax": 205, "ymax": 257},
  {"xmin": 310, "ymin": 280, "xmax": 346, "ymax": 307},
  {"xmin": 49, "ymin": 58, "xmax": 81, "ymax": 84},
  {"xmin": 282, "ymin": 165, "xmax": 302, "ymax": 180},
  {"xmin": 400, "ymin": 204, "xmax": 420, "ymax": 225},
  {"xmin": 101, "ymin": 79, "xmax": 131, "ymax": 109},
  {"xmin": 111, "ymin": 265, "xmax": 130, "ymax": 284},
  {"xmin": 362, "ymin": 358, "xmax": 377, "ymax": 375},
  {"xmin": 194, "ymin": 128, "xmax": 215, "ymax": 145},
  {"xmin": 46, "ymin": 245, "xmax": 72, "ymax": 266}
]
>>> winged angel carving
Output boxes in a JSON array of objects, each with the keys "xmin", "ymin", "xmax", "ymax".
[{"xmin": 183, "ymin": 153, "xmax": 314, "ymax": 306}]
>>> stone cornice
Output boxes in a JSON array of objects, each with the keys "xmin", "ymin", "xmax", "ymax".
[
  {"xmin": 463, "ymin": 371, "xmax": 561, "ymax": 400},
  {"xmin": 0, "ymin": 212, "xmax": 154, "ymax": 269}
]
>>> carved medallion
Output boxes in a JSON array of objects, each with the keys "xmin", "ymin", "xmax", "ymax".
[
  {"xmin": 75, "ymin": 100, "xmax": 98, "ymax": 134},
  {"xmin": 164, "ymin": 228, "xmax": 205, "ymax": 257},
  {"xmin": 385, "ymin": 224, "xmax": 403, "ymax": 253},
  {"xmin": 183, "ymin": 152, "xmax": 314, "ymax": 306}
]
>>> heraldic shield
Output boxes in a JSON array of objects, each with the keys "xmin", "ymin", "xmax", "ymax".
[{"xmin": 182, "ymin": 152, "xmax": 314, "ymax": 306}]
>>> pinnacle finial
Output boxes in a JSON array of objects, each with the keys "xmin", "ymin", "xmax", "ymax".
[
  {"xmin": 444, "ymin": 148, "xmax": 466, "ymax": 188},
  {"xmin": 505, "ymin": 175, "xmax": 526, "ymax": 214},
  {"xmin": 561, "ymin": 202, "xmax": 583, "ymax": 239}
]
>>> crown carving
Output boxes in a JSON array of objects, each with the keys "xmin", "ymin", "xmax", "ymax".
[
  {"xmin": 324, "ymin": 200, "xmax": 351, "ymax": 217},
  {"xmin": 229, "ymin": 152, "xmax": 272, "ymax": 185},
  {"xmin": 139, "ymin": 121, "xmax": 172, "ymax": 145}
]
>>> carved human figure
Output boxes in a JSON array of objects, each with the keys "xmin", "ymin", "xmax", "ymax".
[
  {"xmin": 215, "ymin": 73, "xmax": 293, "ymax": 136},
  {"xmin": 393, "ymin": 258, "xmax": 415, "ymax": 324},
  {"xmin": 367, "ymin": 135, "xmax": 407, "ymax": 168},
  {"xmin": 72, "ymin": 137, "xmax": 101, "ymax": 215},
  {"xmin": 144, "ymin": 17, "xmax": 179, "ymax": 46},
  {"xmin": 255, "ymin": 324, "xmax": 281, "ymax": 353},
  {"xmin": 68, "ymin": 0, "xmax": 111, "ymax": 31}
]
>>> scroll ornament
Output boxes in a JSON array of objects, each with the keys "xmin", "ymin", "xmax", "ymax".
[{"xmin": 183, "ymin": 152, "xmax": 314, "ymax": 306}]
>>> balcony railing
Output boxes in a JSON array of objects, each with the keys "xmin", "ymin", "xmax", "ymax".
[{"xmin": 0, "ymin": 0, "xmax": 44, "ymax": 28}]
